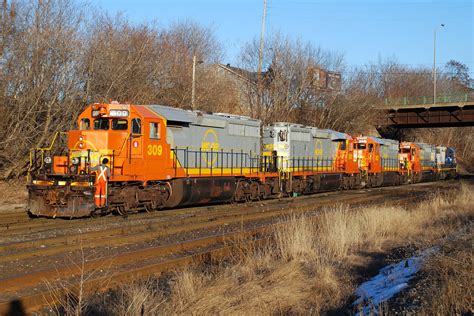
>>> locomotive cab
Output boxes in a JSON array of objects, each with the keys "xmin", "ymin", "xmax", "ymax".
[
  {"xmin": 353, "ymin": 136, "xmax": 400, "ymax": 187},
  {"xmin": 435, "ymin": 146, "xmax": 457, "ymax": 179},
  {"xmin": 27, "ymin": 102, "xmax": 156, "ymax": 218},
  {"xmin": 68, "ymin": 103, "xmax": 144, "ymax": 177},
  {"xmin": 399, "ymin": 142, "xmax": 421, "ymax": 174},
  {"xmin": 353, "ymin": 137, "xmax": 381, "ymax": 173}
]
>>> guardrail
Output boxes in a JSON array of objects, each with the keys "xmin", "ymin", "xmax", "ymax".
[{"xmin": 384, "ymin": 92, "xmax": 474, "ymax": 106}]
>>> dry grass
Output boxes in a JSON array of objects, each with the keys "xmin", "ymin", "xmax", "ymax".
[
  {"xmin": 94, "ymin": 183, "xmax": 473, "ymax": 315},
  {"xmin": 110, "ymin": 280, "xmax": 166, "ymax": 316},
  {"xmin": 422, "ymin": 233, "xmax": 473, "ymax": 314}
]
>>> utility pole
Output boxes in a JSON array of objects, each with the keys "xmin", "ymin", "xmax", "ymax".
[
  {"xmin": 257, "ymin": 0, "xmax": 267, "ymax": 119},
  {"xmin": 257, "ymin": 0, "xmax": 267, "ymax": 80},
  {"xmin": 433, "ymin": 28, "xmax": 437, "ymax": 105},
  {"xmin": 433, "ymin": 24, "xmax": 445, "ymax": 105},
  {"xmin": 192, "ymin": 55, "xmax": 197, "ymax": 110}
]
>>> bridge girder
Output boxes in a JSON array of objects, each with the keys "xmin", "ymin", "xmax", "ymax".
[{"xmin": 383, "ymin": 104, "xmax": 474, "ymax": 128}]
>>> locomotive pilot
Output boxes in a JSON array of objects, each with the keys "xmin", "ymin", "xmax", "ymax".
[{"xmin": 90, "ymin": 158, "xmax": 111, "ymax": 207}]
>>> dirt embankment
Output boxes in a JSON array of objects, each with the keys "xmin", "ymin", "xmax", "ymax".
[{"xmin": 0, "ymin": 181, "xmax": 27, "ymax": 212}]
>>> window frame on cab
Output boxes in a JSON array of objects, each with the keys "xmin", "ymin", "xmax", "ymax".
[{"xmin": 149, "ymin": 122, "xmax": 161, "ymax": 140}]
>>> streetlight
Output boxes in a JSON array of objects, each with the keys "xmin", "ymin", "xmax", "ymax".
[
  {"xmin": 433, "ymin": 23, "xmax": 445, "ymax": 105},
  {"xmin": 191, "ymin": 55, "xmax": 203, "ymax": 110}
]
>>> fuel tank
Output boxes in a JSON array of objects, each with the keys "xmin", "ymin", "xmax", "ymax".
[
  {"xmin": 318, "ymin": 173, "xmax": 343, "ymax": 192},
  {"xmin": 381, "ymin": 172, "xmax": 399, "ymax": 186},
  {"xmin": 421, "ymin": 171, "xmax": 435, "ymax": 182},
  {"xmin": 165, "ymin": 177, "xmax": 237, "ymax": 208}
]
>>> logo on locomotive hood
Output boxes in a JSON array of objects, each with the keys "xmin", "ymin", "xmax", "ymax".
[
  {"xmin": 202, "ymin": 129, "xmax": 220, "ymax": 165},
  {"xmin": 314, "ymin": 139, "xmax": 324, "ymax": 157}
]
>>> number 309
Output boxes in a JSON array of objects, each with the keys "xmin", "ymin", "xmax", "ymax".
[{"xmin": 147, "ymin": 144, "xmax": 162, "ymax": 156}]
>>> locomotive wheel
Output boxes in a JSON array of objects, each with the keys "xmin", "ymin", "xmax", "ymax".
[
  {"xmin": 261, "ymin": 182, "xmax": 272, "ymax": 199},
  {"xmin": 234, "ymin": 181, "xmax": 246, "ymax": 202},
  {"xmin": 249, "ymin": 181, "xmax": 260, "ymax": 201},
  {"xmin": 115, "ymin": 205, "xmax": 127, "ymax": 217}
]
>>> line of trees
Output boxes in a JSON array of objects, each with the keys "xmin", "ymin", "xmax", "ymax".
[{"xmin": 1, "ymin": 0, "xmax": 472, "ymax": 178}]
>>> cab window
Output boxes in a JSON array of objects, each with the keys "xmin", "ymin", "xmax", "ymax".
[
  {"xmin": 339, "ymin": 141, "xmax": 347, "ymax": 150},
  {"xmin": 278, "ymin": 130, "xmax": 288, "ymax": 142},
  {"xmin": 112, "ymin": 119, "xmax": 128, "ymax": 130},
  {"xmin": 149, "ymin": 122, "xmax": 160, "ymax": 139},
  {"xmin": 94, "ymin": 118, "xmax": 109, "ymax": 130},
  {"xmin": 356, "ymin": 143, "xmax": 366, "ymax": 150},
  {"xmin": 368, "ymin": 144, "xmax": 374, "ymax": 152},
  {"xmin": 80, "ymin": 118, "xmax": 90, "ymax": 130},
  {"xmin": 132, "ymin": 118, "xmax": 141, "ymax": 134}
]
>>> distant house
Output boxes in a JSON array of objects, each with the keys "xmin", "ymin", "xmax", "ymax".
[
  {"xmin": 307, "ymin": 66, "xmax": 342, "ymax": 92},
  {"xmin": 215, "ymin": 63, "xmax": 341, "ymax": 92},
  {"xmin": 204, "ymin": 63, "xmax": 341, "ymax": 112}
]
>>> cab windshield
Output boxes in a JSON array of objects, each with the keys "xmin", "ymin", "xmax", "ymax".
[
  {"xmin": 93, "ymin": 118, "xmax": 129, "ymax": 131},
  {"xmin": 355, "ymin": 143, "xmax": 367, "ymax": 150},
  {"xmin": 401, "ymin": 148, "xmax": 411, "ymax": 153}
]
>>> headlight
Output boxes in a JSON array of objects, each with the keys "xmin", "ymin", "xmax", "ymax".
[
  {"xmin": 44, "ymin": 156, "xmax": 52, "ymax": 164},
  {"xmin": 71, "ymin": 157, "xmax": 80, "ymax": 165},
  {"xmin": 32, "ymin": 180, "xmax": 53, "ymax": 186}
]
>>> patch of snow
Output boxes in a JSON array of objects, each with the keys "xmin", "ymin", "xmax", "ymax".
[{"xmin": 353, "ymin": 247, "xmax": 438, "ymax": 315}]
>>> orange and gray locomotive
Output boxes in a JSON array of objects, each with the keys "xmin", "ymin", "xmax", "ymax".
[{"xmin": 27, "ymin": 102, "xmax": 457, "ymax": 218}]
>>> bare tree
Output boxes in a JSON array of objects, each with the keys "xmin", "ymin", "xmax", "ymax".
[
  {"xmin": 445, "ymin": 60, "xmax": 472, "ymax": 91},
  {"xmin": 0, "ymin": 5, "xmax": 227, "ymax": 178},
  {"xmin": 1, "ymin": 1, "xmax": 471, "ymax": 178},
  {"xmin": 239, "ymin": 32, "xmax": 345, "ymax": 127},
  {"xmin": 155, "ymin": 20, "xmax": 223, "ymax": 109},
  {"xmin": 0, "ymin": 0, "xmax": 87, "ymax": 178},
  {"xmin": 82, "ymin": 13, "xmax": 162, "ymax": 104}
]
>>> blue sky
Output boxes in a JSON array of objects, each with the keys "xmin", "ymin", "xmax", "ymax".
[{"xmin": 95, "ymin": 0, "xmax": 473, "ymax": 73}]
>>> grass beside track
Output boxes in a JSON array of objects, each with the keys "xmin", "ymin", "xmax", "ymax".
[{"xmin": 78, "ymin": 182, "xmax": 472, "ymax": 315}]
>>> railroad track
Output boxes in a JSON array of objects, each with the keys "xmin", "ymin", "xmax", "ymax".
[
  {"xmin": 0, "ymin": 191, "xmax": 397, "ymax": 257},
  {"xmin": 0, "ymin": 180, "xmax": 461, "ymax": 314},
  {"xmin": 0, "ymin": 188, "xmax": 431, "ymax": 265},
  {"xmin": 0, "ymin": 181, "xmax": 443, "ymax": 243},
  {"xmin": 0, "ymin": 192, "xmax": 341, "ymax": 240}
]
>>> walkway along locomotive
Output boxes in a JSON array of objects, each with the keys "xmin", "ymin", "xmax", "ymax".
[{"xmin": 27, "ymin": 102, "xmax": 457, "ymax": 218}]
